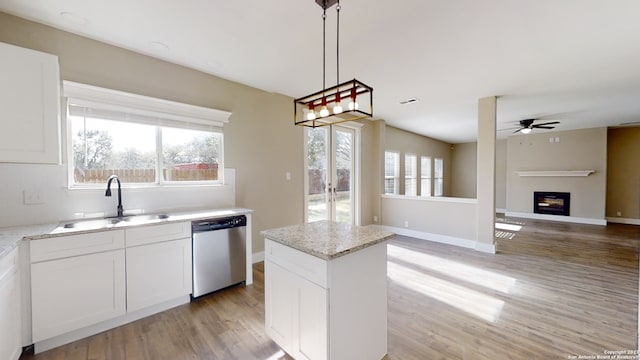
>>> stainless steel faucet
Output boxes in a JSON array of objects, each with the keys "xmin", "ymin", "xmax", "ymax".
[{"xmin": 105, "ymin": 175, "xmax": 124, "ymax": 217}]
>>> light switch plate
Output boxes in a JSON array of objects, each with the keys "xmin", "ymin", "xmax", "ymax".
[{"xmin": 23, "ymin": 189, "xmax": 45, "ymax": 205}]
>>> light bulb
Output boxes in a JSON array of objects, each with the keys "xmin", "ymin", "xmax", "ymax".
[
  {"xmin": 320, "ymin": 106, "xmax": 330, "ymax": 117},
  {"xmin": 333, "ymin": 102, "xmax": 343, "ymax": 114},
  {"xmin": 520, "ymin": 128, "xmax": 531, "ymax": 134},
  {"xmin": 348, "ymin": 100, "xmax": 359, "ymax": 111},
  {"xmin": 307, "ymin": 110, "xmax": 316, "ymax": 121}
]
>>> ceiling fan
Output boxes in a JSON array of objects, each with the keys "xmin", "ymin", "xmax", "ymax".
[{"xmin": 513, "ymin": 119, "xmax": 559, "ymax": 134}]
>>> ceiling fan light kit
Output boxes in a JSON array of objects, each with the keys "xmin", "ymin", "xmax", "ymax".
[{"xmin": 294, "ymin": 0, "xmax": 374, "ymax": 128}]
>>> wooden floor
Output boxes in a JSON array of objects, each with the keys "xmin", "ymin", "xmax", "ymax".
[{"xmin": 21, "ymin": 217, "xmax": 639, "ymax": 360}]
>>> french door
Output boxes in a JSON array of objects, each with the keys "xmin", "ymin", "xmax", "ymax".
[{"xmin": 305, "ymin": 125, "xmax": 357, "ymax": 224}]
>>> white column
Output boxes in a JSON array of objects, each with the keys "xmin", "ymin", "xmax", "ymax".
[{"xmin": 476, "ymin": 96, "xmax": 497, "ymax": 253}]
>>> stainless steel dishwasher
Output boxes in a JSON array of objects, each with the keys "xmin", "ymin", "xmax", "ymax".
[{"xmin": 191, "ymin": 215, "xmax": 247, "ymax": 299}]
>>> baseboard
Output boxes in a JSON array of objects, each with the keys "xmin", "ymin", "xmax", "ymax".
[
  {"xmin": 383, "ymin": 226, "xmax": 496, "ymax": 254},
  {"xmin": 606, "ymin": 217, "xmax": 640, "ymax": 225},
  {"xmin": 505, "ymin": 212, "xmax": 607, "ymax": 226},
  {"xmin": 496, "ymin": 208, "xmax": 507, "ymax": 214},
  {"xmin": 34, "ymin": 295, "xmax": 190, "ymax": 354},
  {"xmin": 252, "ymin": 251, "xmax": 265, "ymax": 263}
]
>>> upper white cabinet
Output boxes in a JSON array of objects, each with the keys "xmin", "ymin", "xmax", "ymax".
[{"xmin": 0, "ymin": 42, "xmax": 61, "ymax": 164}]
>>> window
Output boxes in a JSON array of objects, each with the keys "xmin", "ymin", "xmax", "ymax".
[
  {"xmin": 434, "ymin": 157, "xmax": 444, "ymax": 196},
  {"xmin": 64, "ymin": 81, "xmax": 230, "ymax": 187},
  {"xmin": 405, "ymin": 154, "xmax": 417, "ymax": 196},
  {"xmin": 384, "ymin": 151, "xmax": 399, "ymax": 194},
  {"xmin": 70, "ymin": 115, "xmax": 222, "ymax": 185},
  {"xmin": 421, "ymin": 156, "xmax": 431, "ymax": 197}
]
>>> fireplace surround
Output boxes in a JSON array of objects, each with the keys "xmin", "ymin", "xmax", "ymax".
[{"xmin": 533, "ymin": 192, "xmax": 570, "ymax": 216}]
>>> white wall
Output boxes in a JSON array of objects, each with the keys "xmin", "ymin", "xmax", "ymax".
[{"xmin": 0, "ymin": 163, "xmax": 235, "ymax": 227}]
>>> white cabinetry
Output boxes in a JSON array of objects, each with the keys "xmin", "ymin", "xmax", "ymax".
[
  {"xmin": 265, "ymin": 261, "xmax": 328, "ymax": 360},
  {"xmin": 0, "ymin": 247, "xmax": 22, "ymax": 360},
  {"xmin": 0, "ymin": 42, "xmax": 60, "ymax": 164},
  {"xmin": 264, "ymin": 239, "xmax": 387, "ymax": 360},
  {"xmin": 30, "ymin": 231, "xmax": 126, "ymax": 343},
  {"xmin": 125, "ymin": 222, "xmax": 192, "ymax": 312}
]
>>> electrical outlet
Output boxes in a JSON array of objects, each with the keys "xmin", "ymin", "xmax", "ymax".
[
  {"xmin": 404, "ymin": 220, "xmax": 409, "ymax": 228},
  {"xmin": 23, "ymin": 189, "xmax": 45, "ymax": 205},
  {"xmin": 285, "ymin": 172, "xmax": 291, "ymax": 181},
  {"xmin": 373, "ymin": 215, "xmax": 378, "ymax": 223},
  {"xmin": 617, "ymin": 211, "xmax": 622, "ymax": 217}
]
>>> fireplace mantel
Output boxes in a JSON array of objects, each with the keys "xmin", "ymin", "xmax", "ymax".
[{"xmin": 516, "ymin": 170, "xmax": 595, "ymax": 177}]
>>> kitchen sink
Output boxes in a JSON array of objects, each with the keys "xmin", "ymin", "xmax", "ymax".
[
  {"xmin": 120, "ymin": 214, "xmax": 170, "ymax": 222},
  {"xmin": 61, "ymin": 218, "xmax": 121, "ymax": 229},
  {"xmin": 57, "ymin": 213, "xmax": 171, "ymax": 232}
]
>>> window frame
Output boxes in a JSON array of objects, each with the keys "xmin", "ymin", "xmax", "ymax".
[
  {"xmin": 420, "ymin": 156, "xmax": 432, "ymax": 197},
  {"xmin": 404, "ymin": 153, "xmax": 417, "ymax": 196},
  {"xmin": 63, "ymin": 81, "xmax": 230, "ymax": 189},
  {"xmin": 384, "ymin": 151, "xmax": 400, "ymax": 195},
  {"xmin": 434, "ymin": 157, "xmax": 444, "ymax": 197}
]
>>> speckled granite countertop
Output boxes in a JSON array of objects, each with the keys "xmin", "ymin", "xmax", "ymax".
[
  {"xmin": 0, "ymin": 208, "xmax": 253, "ymax": 259},
  {"xmin": 261, "ymin": 221, "xmax": 395, "ymax": 260}
]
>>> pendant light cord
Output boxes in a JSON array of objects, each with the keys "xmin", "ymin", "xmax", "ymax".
[
  {"xmin": 322, "ymin": 6, "xmax": 327, "ymax": 93},
  {"xmin": 336, "ymin": 1, "xmax": 340, "ymax": 86}
]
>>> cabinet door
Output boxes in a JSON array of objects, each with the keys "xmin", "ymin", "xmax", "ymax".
[
  {"xmin": 0, "ymin": 42, "xmax": 60, "ymax": 164},
  {"xmin": 0, "ymin": 248, "xmax": 21, "ymax": 360},
  {"xmin": 264, "ymin": 260, "xmax": 294, "ymax": 355},
  {"xmin": 265, "ymin": 259, "xmax": 328, "ymax": 360},
  {"xmin": 126, "ymin": 238, "xmax": 192, "ymax": 312},
  {"xmin": 294, "ymin": 277, "xmax": 328, "ymax": 360},
  {"xmin": 31, "ymin": 250, "xmax": 125, "ymax": 342}
]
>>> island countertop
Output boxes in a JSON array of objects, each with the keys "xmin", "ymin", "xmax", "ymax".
[{"xmin": 261, "ymin": 220, "xmax": 395, "ymax": 260}]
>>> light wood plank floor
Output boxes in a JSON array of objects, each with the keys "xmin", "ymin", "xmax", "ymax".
[{"xmin": 21, "ymin": 217, "xmax": 639, "ymax": 359}]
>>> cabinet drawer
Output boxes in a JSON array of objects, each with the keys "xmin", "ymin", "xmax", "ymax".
[
  {"xmin": 265, "ymin": 239, "xmax": 328, "ymax": 288},
  {"xmin": 125, "ymin": 222, "xmax": 191, "ymax": 247},
  {"xmin": 30, "ymin": 230, "xmax": 125, "ymax": 263}
]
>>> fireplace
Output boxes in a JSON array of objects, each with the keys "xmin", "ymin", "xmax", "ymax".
[{"xmin": 533, "ymin": 192, "xmax": 570, "ymax": 216}]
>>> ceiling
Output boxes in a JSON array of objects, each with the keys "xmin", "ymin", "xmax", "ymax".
[{"xmin": 1, "ymin": 0, "xmax": 640, "ymax": 143}]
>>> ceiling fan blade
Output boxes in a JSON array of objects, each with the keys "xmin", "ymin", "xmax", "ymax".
[
  {"xmin": 534, "ymin": 121, "xmax": 560, "ymax": 126},
  {"xmin": 512, "ymin": 128, "xmax": 524, "ymax": 133},
  {"xmin": 532, "ymin": 125, "xmax": 555, "ymax": 129}
]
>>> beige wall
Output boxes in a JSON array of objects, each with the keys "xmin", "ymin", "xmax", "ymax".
[
  {"xmin": 448, "ymin": 139, "xmax": 507, "ymax": 210},
  {"xmin": 359, "ymin": 120, "xmax": 385, "ymax": 225},
  {"xmin": 384, "ymin": 125, "xmax": 452, "ymax": 196},
  {"xmin": 381, "ymin": 196, "xmax": 478, "ymax": 242},
  {"xmin": 495, "ymin": 139, "xmax": 507, "ymax": 211},
  {"xmin": 506, "ymin": 127, "xmax": 607, "ymax": 220},
  {"xmin": 0, "ymin": 12, "xmax": 304, "ymax": 254},
  {"xmin": 607, "ymin": 127, "xmax": 640, "ymax": 221},
  {"xmin": 450, "ymin": 142, "xmax": 477, "ymax": 198}
]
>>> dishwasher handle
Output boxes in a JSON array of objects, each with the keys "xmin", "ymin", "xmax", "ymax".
[{"xmin": 192, "ymin": 215, "xmax": 247, "ymax": 232}]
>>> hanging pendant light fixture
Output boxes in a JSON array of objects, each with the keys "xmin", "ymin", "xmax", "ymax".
[{"xmin": 294, "ymin": 0, "xmax": 373, "ymax": 128}]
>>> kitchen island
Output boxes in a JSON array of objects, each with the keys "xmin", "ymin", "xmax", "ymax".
[{"xmin": 261, "ymin": 221, "xmax": 394, "ymax": 360}]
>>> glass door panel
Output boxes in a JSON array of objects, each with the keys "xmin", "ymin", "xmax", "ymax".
[
  {"xmin": 305, "ymin": 125, "xmax": 355, "ymax": 224},
  {"xmin": 306, "ymin": 127, "xmax": 329, "ymax": 222},
  {"xmin": 333, "ymin": 127, "xmax": 353, "ymax": 224}
]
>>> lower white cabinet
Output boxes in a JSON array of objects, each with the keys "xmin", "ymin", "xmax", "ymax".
[
  {"xmin": 31, "ymin": 249, "xmax": 126, "ymax": 342},
  {"xmin": 29, "ymin": 222, "xmax": 193, "ymax": 351},
  {"xmin": 264, "ymin": 239, "xmax": 388, "ymax": 360},
  {"xmin": 0, "ymin": 247, "xmax": 22, "ymax": 360},
  {"xmin": 126, "ymin": 237, "xmax": 192, "ymax": 312},
  {"xmin": 265, "ymin": 260, "xmax": 328, "ymax": 360}
]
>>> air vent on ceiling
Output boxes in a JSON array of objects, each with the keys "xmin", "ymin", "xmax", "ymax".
[{"xmin": 400, "ymin": 97, "xmax": 419, "ymax": 105}]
